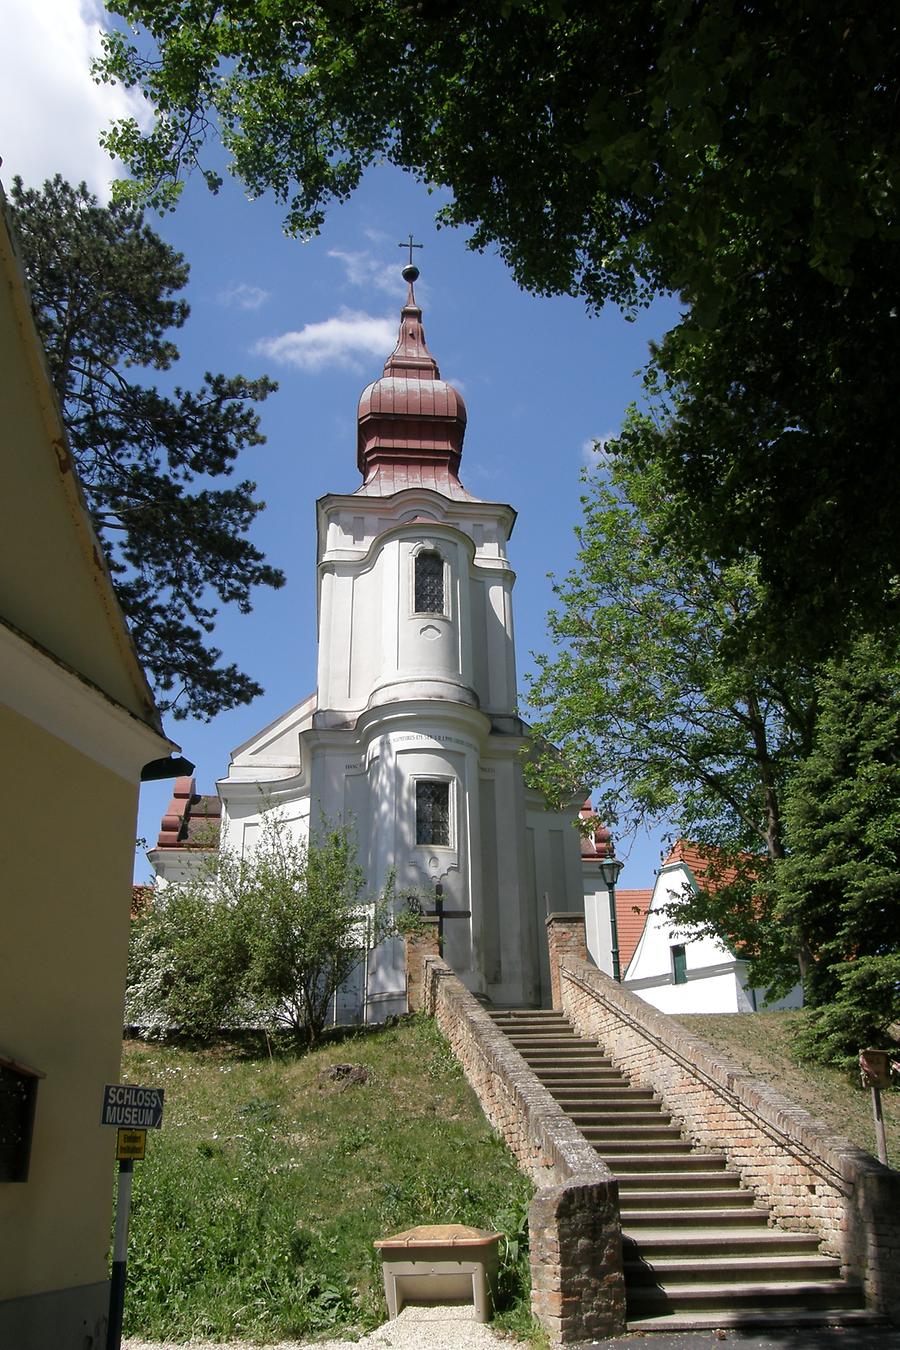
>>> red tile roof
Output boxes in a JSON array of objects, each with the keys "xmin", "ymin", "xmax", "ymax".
[
  {"xmin": 616, "ymin": 889, "xmax": 653, "ymax": 969},
  {"xmin": 156, "ymin": 776, "xmax": 221, "ymax": 850},
  {"xmin": 663, "ymin": 840, "xmax": 745, "ymax": 890}
]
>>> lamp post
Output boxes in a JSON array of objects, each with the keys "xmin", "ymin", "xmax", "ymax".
[{"xmin": 598, "ymin": 854, "xmax": 625, "ymax": 982}]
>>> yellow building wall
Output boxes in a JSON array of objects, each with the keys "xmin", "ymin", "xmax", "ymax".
[{"xmin": 0, "ymin": 705, "xmax": 137, "ymax": 1302}]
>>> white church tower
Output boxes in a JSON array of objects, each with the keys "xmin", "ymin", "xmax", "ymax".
[{"xmin": 153, "ymin": 259, "xmax": 585, "ymax": 1019}]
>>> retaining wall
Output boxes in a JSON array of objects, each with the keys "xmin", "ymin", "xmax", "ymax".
[{"xmin": 420, "ymin": 956, "xmax": 626, "ymax": 1341}]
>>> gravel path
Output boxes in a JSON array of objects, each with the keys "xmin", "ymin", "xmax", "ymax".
[{"xmin": 124, "ymin": 1304, "xmax": 511, "ymax": 1350}]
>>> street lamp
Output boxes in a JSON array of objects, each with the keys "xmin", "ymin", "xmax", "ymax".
[{"xmin": 598, "ymin": 854, "xmax": 625, "ymax": 981}]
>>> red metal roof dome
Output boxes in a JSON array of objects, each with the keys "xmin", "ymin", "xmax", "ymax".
[{"xmin": 357, "ymin": 264, "xmax": 468, "ymax": 495}]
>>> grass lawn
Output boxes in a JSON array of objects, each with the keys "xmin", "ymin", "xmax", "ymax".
[
  {"xmin": 677, "ymin": 1010, "xmax": 900, "ymax": 1163},
  {"xmin": 120, "ymin": 1016, "xmax": 532, "ymax": 1343}
]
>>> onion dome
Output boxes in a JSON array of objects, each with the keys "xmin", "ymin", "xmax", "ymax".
[
  {"xmin": 579, "ymin": 800, "xmax": 615, "ymax": 859},
  {"xmin": 357, "ymin": 262, "xmax": 468, "ymax": 494}
]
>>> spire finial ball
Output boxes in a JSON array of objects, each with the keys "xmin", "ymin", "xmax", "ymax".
[{"xmin": 401, "ymin": 263, "xmax": 420, "ymax": 284}]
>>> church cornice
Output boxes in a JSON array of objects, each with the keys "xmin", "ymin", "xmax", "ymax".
[
  {"xmin": 317, "ymin": 486, "xmax": 516, "ymax": 533},
  {"xmin": 317, "ymin": 518, "xmax": 519, "ymax": 585}
]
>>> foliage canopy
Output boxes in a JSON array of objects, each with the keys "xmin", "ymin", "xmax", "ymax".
[
  {"xmin": 526, "ymin": 434, "xmax": 814, "ymax": 989},
  {"xmin": 97, "ymin": 1, "xmax": 900, "ymax": 651},
  {"xmin": 10, "ymin": 175, "xmax": 282, "ymax": 719}
]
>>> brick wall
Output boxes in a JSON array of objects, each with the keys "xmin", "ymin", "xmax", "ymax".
[
  {"xmin": 545, "ymin": 912, "xmax": 589, "ymax": 1010},
  {"xmin": 421, "ymin": 955, "xmax": 627, "ymax": 1341},
  {"xmin": 404, "ymin": 920, "xmax": 441, "ymax": 1013},
  {"xmin": 555, "ymin": 949, "xmax": 900, "ymax": 1320}
]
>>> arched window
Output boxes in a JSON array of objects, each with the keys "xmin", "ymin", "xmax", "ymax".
[{"xmin": 414, "ymin": 550, "xmax": 444, "ymax": 614}]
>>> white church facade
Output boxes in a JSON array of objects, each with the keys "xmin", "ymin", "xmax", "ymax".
[{"xmin": 152, "ymin": 261, "xmax": 585, "ymax": 1020}]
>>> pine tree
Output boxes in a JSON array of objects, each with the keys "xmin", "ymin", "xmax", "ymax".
[
  {"xmin": 775, "ymin": 637, "xmax": 900, "ymax": 1064},
  {"xmin": 10, "ymin": 175, "xmax": 283, "ymax": 720}
]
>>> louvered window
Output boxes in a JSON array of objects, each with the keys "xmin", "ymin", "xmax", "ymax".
[
  {"xmin": 671, "ymin": 944, "xmax": 687, "ymax": 985},
  {"xmin": 416, "ymin": 780, "xmax": 450, "ymax": 846},
  {"xmin": 415, "ymin": 551, "xmax": 444, "ymax": 613}
]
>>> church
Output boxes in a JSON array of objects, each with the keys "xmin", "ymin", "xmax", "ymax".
[{"xmin": 151, "ymin": 259, "xmax": 586, "ymax": 1020}]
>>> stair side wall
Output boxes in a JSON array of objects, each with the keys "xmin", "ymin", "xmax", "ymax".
[
  {"xmin": 420, "ymin": 955, "xmax": 627, "ymax": 1341},
  {"xmin": 556, "ymin": 953, "xmax": 900, "ymax": 1321}
]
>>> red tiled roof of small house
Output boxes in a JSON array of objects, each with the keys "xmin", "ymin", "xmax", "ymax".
[
  {"xmin": 615, "ymin": 888, "xmax": 653, "ymax": 969},
  {"xmin": 156, "ymin": 776, "xmax": 221, "ymax": 850},
  {"xmin": 662, "ymin": 839, "xmax": 749, "ymax": 891}
]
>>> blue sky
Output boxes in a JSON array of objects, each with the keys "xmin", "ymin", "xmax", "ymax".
[{"xmin": 1, "ymin": 0, "xmax": 679, "ymax": 888}]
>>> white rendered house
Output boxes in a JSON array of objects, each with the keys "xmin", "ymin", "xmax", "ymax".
[
  {"xmin": 622, "ymin": 842, "xmax": 803, "ymax": 1014},
  {"xmin": 152, "ymin": 262, "xmax": 585, "ymax": 1019}
]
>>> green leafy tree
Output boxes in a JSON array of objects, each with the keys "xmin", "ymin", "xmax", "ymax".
[
  {"xmin": 127, "ymin": 816, "xmax": 392, "ymax": 1043},
  {"xmin": 771, "ymin": 638, "xmax": 900, "ymax": 1064},
  {"xmin": 9, "ymin": 175, "xmax": 283, "ymax": 719},
  {"xmin": 96, "ymin": 1, "xmax": 900, "ymax": 651},
  {"xmin": 526, "ymin": 428, "xmax": 814, "ymax": 987},
  {"xmin": 126, "ymin": 871, "xmax": 252, "ymax": 1038},
  {"xmin": 239, "ymin": 817, "xmax": 394, "ymax": 1045}
]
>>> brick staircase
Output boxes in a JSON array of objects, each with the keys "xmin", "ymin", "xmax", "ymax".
[{"xmin": 490, "ymin": 1008, "xmax": 869, "ymax": 1331}]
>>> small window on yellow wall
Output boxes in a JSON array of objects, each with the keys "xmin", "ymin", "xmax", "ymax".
[
  {"xmin": 415, "ymin": 550, "xmax": 444, "ymax": 614},
  {"xmin": 416, "ymin": 780, "xmax": 450, "ymax": 846},
  {"xmin": 0, "ymin": 1057, "xmax": 42, "ymax": 1182}
]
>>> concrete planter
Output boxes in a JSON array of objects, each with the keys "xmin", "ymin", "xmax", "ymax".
[{"xmin": 375, "ymin": 1223, "xmax": 501, "ymax": 1321}]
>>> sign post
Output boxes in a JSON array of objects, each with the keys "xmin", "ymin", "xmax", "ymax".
[
  {"xmin": 101, "ymin": 1085, "xmax": 164, "ymax": 1350},
  {"xmin": 859, "ymin": 1049, "xmax": 889, "ymax": 1166}
]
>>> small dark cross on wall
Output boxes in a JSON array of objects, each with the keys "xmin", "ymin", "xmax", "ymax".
[
  {"xmin": 398, "ymin": 233, "xmax": 424, "ymax": 266},
  {"xmin": 425, "ymin": 881, "xmax": 471, "ymax": 946}
]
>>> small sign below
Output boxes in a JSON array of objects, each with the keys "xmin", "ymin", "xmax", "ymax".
[
  {"xmin": 101, "ymin": 1084, "xmax": 164, "ymax": 1129},
  {"xmin": 116, "ymin": 1128, "xmax": 146, "ymax": 1161},
  {"xmin": 860, "ymin": 1049, "xmax": 890, "ymax": 1088}
]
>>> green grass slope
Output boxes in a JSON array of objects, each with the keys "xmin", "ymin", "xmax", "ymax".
[
  {"xmin": 677, "ymin": 1010, "xmax": 900, "ymax": 1162},
  {"xmin": 120, "ymin": 1016, "xmax": 532, "ymax": 1343}
]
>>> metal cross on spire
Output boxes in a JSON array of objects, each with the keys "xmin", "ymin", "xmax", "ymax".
[{"xmin": 398, "ymin": 233, "xmax": 424, "ymax": 266}]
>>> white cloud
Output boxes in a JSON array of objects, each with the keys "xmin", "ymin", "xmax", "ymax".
[
  {"xmin": 582, "ymin": 431, "xmax": 618, "ymax": 466},
  {"xmin": 254, "ymin": 308, "xmax": 396, "ymax": 373},
  {"xmin": 219, "ymin": 282, "xmax": 270, "ymax": 311},
  {"xmin": 328, "ymin": 248, "xmax": 405, "ymax": 297},
  {"xmin": 0, "ymin": 0, "xmax": 149, "ymax": 201}
]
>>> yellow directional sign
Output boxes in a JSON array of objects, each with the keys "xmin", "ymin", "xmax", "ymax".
[{"xmin": 116, "ymin": 1128, "xmax": 146, "ymax": 1161}]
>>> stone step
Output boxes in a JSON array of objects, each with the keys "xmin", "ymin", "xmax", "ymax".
[
  {"xmin": 602, "ymin": 1150, "xmax": 728, "ymax": 1170},
  {"xmin": 625, "ymin": 1308, "xmax": 879, "ymax": 1332},
  {"xmin": 616, "ymin": 1170, "xmax": 744, "ymax": 1190},
  {"xmin": 622, "ymin": 1206, "xmax": 771, "ymax": 1227},
  {"xmin": 621, "ymin": 1188, "xmax": 757, "ymax": 1209},
  {"xmin": 500, "ymin": 1030, "xmax": 583, "ymax": 1041},
  {"xmin": 583, "ymin": 1124, "xmax": 685, "ymax": 1142},
  {"xmin": 623, "ymin": 1230, "xmax": 824, "ymax": 1258},
  {"xmin": 624, "ymin": 1254, "xmax": 844, "ymax": 1286},
  {"xmin": 626, "ymin": 1279, "xmax": 863, "ymax": 1314},
  {"xmin": 572, "ymin": 1114, "xmax": 675, "ymax": 1129},
  {"xmin": 551, "ymin": 1087, "xmax": 657, "ymax": 1103},
  {"xmin": 533, "ymin": 1069, "xmax": 626, "ymax": 1084},
  {"xmin": 519, "ymin": 1048, "xmax": 614, "ymax": 1062},
  {"xmin": 593, "ymin": 1138, "xmax": 694, "ymax": 1154}
]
